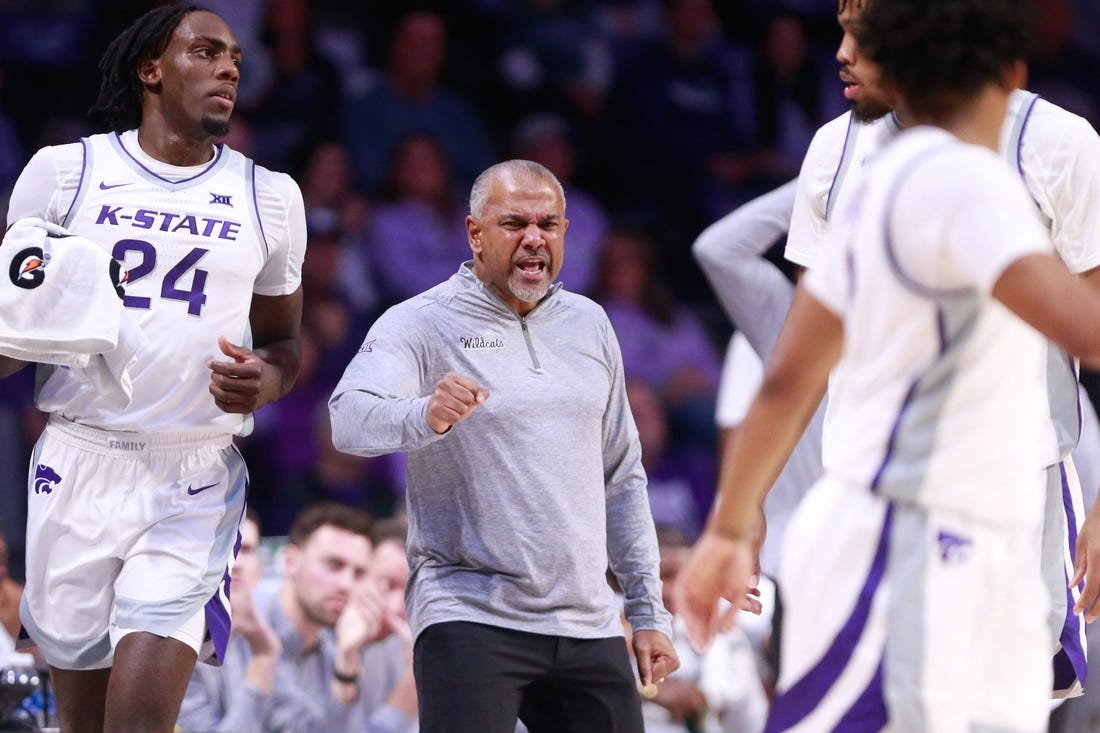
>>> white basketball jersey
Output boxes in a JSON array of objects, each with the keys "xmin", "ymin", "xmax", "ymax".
[
  {"xmin": 785, "ymin": 110, "xmax": 902, "ymax": 269},
  {"xmin": 7, "ymin": 130, "xmax": 305, "ymax": 433},
  {"xmin": 788, "ymin": 92, "xmax": 1100, "ymax": 467},
  {"xmin": 805, "ymin": 128, "xmax": 1052, "ymax": 524}
]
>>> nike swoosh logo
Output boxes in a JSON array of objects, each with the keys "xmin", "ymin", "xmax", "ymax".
[
  {"xmin": 99, "ymin": 181, "xmax": 131, "ymax": 190},
  {"xmin": 187, "ymin": 482, "xmax": 219, "ymax": 495}
]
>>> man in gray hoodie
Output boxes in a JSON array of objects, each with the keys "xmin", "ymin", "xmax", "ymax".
[{"xmin": 329, "ymin": 159, "xmax": 678, "ymax": 732}]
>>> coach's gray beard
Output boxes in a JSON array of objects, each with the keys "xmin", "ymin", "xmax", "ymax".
[{"xmin": 509, "ymin": 279, "xmax": 551, "ymax": 304}]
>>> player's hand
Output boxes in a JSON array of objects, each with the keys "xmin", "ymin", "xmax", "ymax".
[
  {"xmin": 1071, "ymin": 500, "xmax": 1100, "ymax": 622},
  {"xmin": 632, "ymin": 629, "xmax": 679, "ymax": 688},
  {"xmin": 426, "ymin": 372, "xmax": 489, "ymax": 434},
  {"xmin": 208, "ymin": 336, "xmax": 281, "ymax": 413},
  {"xmin": 674, "ymin": 531, "xmax": 756, "ymax": 652}
]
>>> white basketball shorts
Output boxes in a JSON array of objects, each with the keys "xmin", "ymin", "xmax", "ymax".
[
  {"xmin": 20, "ymin": 415, "xmax": 246, "ymax": 670},
  {"xmin": 766, "ymin": 475, "xmax": 1051, "ymax": 733}
]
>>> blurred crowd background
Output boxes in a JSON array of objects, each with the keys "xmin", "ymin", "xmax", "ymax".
[{"xmin": 0, "ymin": 0, "xmax": 1098, "ymax": 578}]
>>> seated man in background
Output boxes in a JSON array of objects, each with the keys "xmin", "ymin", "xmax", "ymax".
[{"xmin": 177, "ymin": 502, "xmax": 416, "ymax": 732}]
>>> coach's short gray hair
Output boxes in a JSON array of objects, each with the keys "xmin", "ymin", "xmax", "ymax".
[{"xmin": 469, "ymin": 160, "xmax": 566, "ymax": 219}]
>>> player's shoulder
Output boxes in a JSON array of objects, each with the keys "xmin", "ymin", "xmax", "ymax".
[
  {"xmin": 886, "ymin": 128, "xmax": 996, "ymax": 178},
  {"xmin": 1018, "ymin": 92, "xmax": 1097, "ymax": 149},
  {"xmin": 883, "ymin": 129, "xmax": 1022, "ymax": 212},
  {"xmin": 805, "ymin": 111, "xmax": 854, "ymax": 164},
  {"xmin": 225, "ymin": 146, "xmax": 303, "ymax": 203},
  {"xmin": 25, "ymin": 139, "xmax": 86, "ymax": 173}
]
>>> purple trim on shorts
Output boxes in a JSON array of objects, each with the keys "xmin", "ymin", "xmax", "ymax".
[
  {"xmin": 830, "ymin": 657, "xmax": 887, "ymax": 732},
  {"xmin": 1057, "ymin": 462, "xmax": 1088, "ymax": 688},
  {"xmin": 764, "ymin": 504, "xmax": 895, "ymax": 732},
  {"xmin": 204, "ymin": 575, "xmax": 232, "ymax": 664},
  {"xmin": 207, "ymin": 451, "xmax": 249, "ymax": 664}
]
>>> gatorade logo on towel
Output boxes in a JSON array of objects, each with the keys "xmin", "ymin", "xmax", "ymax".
[{"xmin": 9, "ymin": 247, "xmax": 46, "ymax": 290}]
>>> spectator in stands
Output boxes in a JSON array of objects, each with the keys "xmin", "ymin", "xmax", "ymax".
[{"xmin": 340, "ymin": 9, "xmax": 494, "ymax": 196}]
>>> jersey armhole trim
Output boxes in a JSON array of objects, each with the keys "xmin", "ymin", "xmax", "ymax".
[
  {"xmin": 246, "ymin": 160, "xmax": 270, "ymax": 259},
  {"xmin": 825, "ymin": 115, "xmax": 859, "ymax": 222},
  {"xmin": 61, "ymin": 139, "xmax": 91, "ymax": 228},
  {"xmin": 882, "ymin": 143, "xmax": 974, "ymax": 301}
]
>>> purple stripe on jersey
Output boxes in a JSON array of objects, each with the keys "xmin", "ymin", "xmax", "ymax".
[
  {"xmin": 1057, "ymin": 462, "xmax": 1088, "ymax": 688},
  {"xmin": 62, "ymin": 139, "xmax": 89, "ymax": 226},
  {"xmin": 869, "ymin": 382, "xmax": 918, "ymax": 495},
  {"xmin": 830, "ymin": 657, "xmax": 887, "ymax": 733},
  {"xmin": 115, "ymin": 131, "xmax": 224, "ymax": 186},
  {"xmin": 764, "ymin": 504, "xmax": 895, "ymax": 733},
  {"xmin": 825, "ymin": 115, "xmax": 856, "ymax": 219}
]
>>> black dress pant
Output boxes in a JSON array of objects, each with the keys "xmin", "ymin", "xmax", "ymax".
[{"xmin": 414, "ymin": 621, "xmax": 645, "ymax": 733}]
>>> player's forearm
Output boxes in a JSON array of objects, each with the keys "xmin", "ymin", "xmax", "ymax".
[
  {"xmin": 692, "ymin": 182, "xmax": 797, "ymax": 361},
  {"xmin": 253, "ymin": 339, "xmax": 300, "ymax": 403}
]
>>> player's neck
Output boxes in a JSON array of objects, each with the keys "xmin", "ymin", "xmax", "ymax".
[
  {"xmin": 136, "ymin": 120, "xmax": 217, "ymax": 167},
  {"xmin": 939, "ymin": 84, "xmax": 1009, "ymax": 152}
]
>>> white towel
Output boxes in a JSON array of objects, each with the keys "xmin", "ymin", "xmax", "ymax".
[{"xmin": 0, "ymin": 218, "xmax": 147, "ymax": 406}]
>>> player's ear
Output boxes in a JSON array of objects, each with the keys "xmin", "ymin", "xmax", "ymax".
[{"xmin": 137, "ymin": 58, "xmax": 161, "ymax": 89}]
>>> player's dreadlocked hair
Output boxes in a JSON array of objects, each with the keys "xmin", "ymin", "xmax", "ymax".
[
  {"xmin": 857, "ymin": 0, "xmax": 1035, "ymax": 121},
  {"xmin": 88, "ymin": 4, "xmax": 202, "ymax": 133}
]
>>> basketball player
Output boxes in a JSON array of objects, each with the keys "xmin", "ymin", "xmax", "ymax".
[
  {"xmin": 0, "ymin": 6, "xmax": 305, "ymax": 732},
  {"xmin": 789, "ymin": 0, "xmax": 1100, "ymax": 700},
  {"xmin": 695, "ymin": 0, "xmax": 1100, "ymax": 699},
  {"xmin": 676, "ymin": 0, "xmax": 1100, "ymax": 730}
]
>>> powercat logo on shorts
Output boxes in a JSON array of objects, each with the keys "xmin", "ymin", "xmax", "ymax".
[
  {"xmin": 8, "ymin": 247, "xmax": 47, "ymax": 289},
  {"xmin": 34, "ymin": 464, "xmax": 61, "ymax": 495},
  {"xmin": 936, "ymin": 530, "xmax": 973, "ymax": 563}
]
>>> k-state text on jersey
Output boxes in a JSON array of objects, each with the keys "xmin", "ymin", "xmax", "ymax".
[{"xmin": 95, "ymin": 205, "xmax": 241, "ymax": 241}]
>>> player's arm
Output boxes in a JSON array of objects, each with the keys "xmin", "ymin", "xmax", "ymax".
[
  {"xmin": 994, "ymin": 255, "xmax": 1100, "ymax": 371},
  {"xmin": 208, "ymin": 288, "xmax": 302, "ymax": 414},
  {"xmin": 1080, "ymin": 266, "xmax": 1100, "ymax": 294},
  {"xmin": 993, "ymin": 254, "xmax": 1100, "ymax": 624},
  {"xmin": 691, "ymin": 179, "xmax": 797, "ymax": 361},
  {"xmin": 674, "ymin": 284, "xmax": 841, "ymax": 650}
]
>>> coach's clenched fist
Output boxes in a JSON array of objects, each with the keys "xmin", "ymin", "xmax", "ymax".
[{"xmin": 426, "ymin": 372, "xmax": 489, "ymax": 434}]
